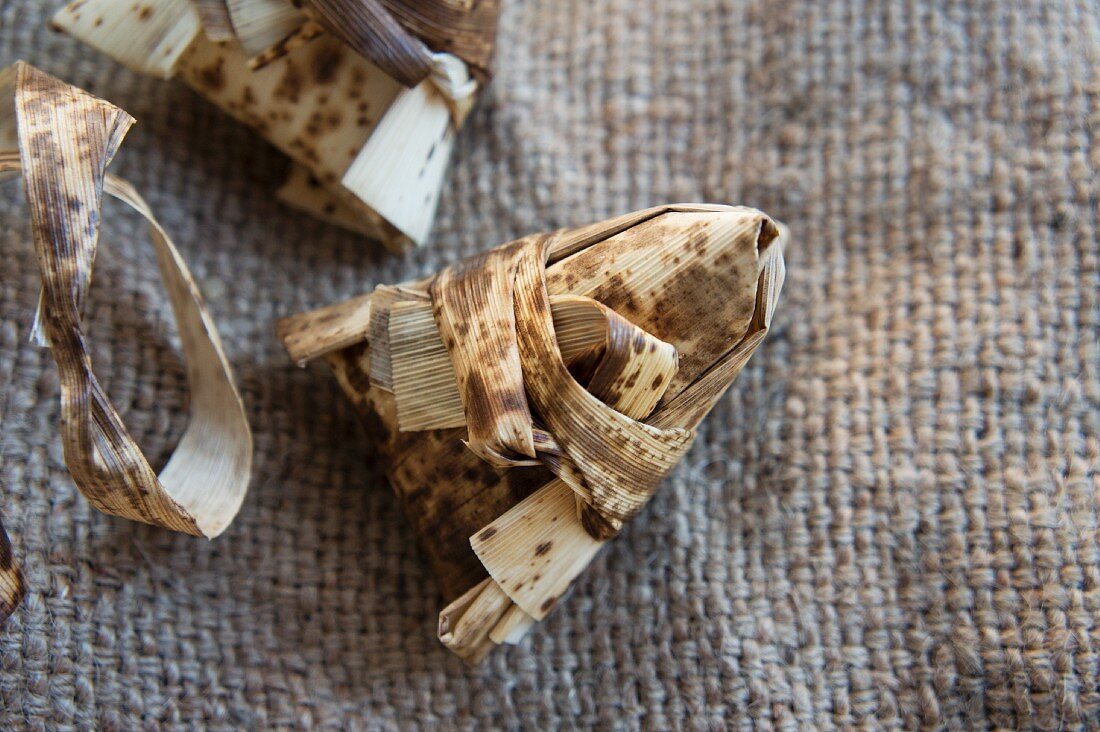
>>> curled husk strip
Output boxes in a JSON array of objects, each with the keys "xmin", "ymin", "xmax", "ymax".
[
  {"xmin": 53, "ymin": 0, "xmax": 499, "ymax": 249},
  {"xmin": 0, "ymin": 62, "xmax": 253, "ymax": 623},
  {"xmin": 0, "ymin": 518, "xmax": 25, "ymax": 625},
  {"xmin": 278, "ymin": 204, "xmax": 787, "ymax": 661}
]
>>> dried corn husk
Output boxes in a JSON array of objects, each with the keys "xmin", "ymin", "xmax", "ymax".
[
  {"xmin": 278, "ymin": 204, "xmax": 787, "ymax": 661},
  {"xmin": 192, "ymin": 0, "xmax": 236, "ymax": 42},
  {"xmin": 0, "ymin": 62, "xmax": 253, "ymax": 623},
  {"xmin": 275, "ymin": 164, "xmax": 381, "ymax": 237},
  {"xmin": 225, "ymin": 0, "xmax": 305, "ymax": 59},
  {"xmin": 54, "ymin": 0, "xmax": 499, "ymax": 249},
  {"xmin": 387, "ymin": 293, "xmax": 672, "ymax": 432},
  {"xmin": 0, "ymin": 516, "xmax": 25, "ymax": 625},
  {"xmin": 51, "ymin": 0, "xmax": 201, "ymax": 79}
]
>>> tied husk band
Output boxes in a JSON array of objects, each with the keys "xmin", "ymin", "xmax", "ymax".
[
  {"xmin": 53, "ymin": 0, "xmax": 498, "ymax": 248},
  {"xmin": 423, "ymin": 234, "xmax": 696, "ymax": 539},
  {"xmin": 0, "ymin": 62, "xmax": 252, "ymax": 624},
  {"xmin": 278, "ymin": 204, "xmax": 787, "ymax": 663}
]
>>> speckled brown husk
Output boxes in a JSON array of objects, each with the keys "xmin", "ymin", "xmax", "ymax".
[
  {"xmin": 278, "ymin": 204, "xmax": 786, "ymax": 658},
  {"xmin": 0, "ymin": 61, "xmax": 253, "ymax": 623},
  {"xmin": 53, "ymin": 0, "xmax": 500, "ymax": 248}
]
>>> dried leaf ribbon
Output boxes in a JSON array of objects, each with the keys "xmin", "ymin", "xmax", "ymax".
[
  {"xmin": 297, "ymin": 0, "xmax": 435, "ymax": 86},
  {"xmin": 55, "ymin": 0, "xmax": 498, "ymax": 248},
  {"xmin": 0, "ymin": 518, "xmax": 25, "ymax": 625},
  {"xmin": 0, "ymin": 62, "xmax": 253, "ymax": 623},
  {"xmin": 229, "ymin": 0, "xmax": 498, "ymax": 83},
  {"xmin": 419, "ymin": 234, "xmax": 697, "ymax": 536},
  {"xmin": 279, "ymin": 204, "xmax": 787, "ymax": 661}
]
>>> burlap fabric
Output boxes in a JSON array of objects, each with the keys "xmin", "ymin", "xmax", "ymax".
[{"xmin": 1, "ymin": 1, "xmax": 1097, "ymax": 728}]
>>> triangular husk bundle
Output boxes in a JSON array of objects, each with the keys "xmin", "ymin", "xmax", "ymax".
[
  {"xmin": 53, "ymin": 0, "xmax": 499, "ymax": 250},
  {"xmin": 278, "ymin": 204, "xmax": 787, "ymax": 661},
  {"xmin": 0, "ymin": 62, "xmax": 253, "ymax": 623}
]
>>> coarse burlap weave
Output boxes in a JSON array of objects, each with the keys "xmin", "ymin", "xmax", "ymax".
[{"xmin": 1, "ymin": 1, "xmax": 1098, "ymax": 728}]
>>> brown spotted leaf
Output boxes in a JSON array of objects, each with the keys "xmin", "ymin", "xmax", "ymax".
[
  {"xmin": 278, "ymin": 204, "xmax": 787, "ymax": 661},
  {"xmin": 0, "ymin": 515, "xmax": 25, "ymax": 624},
  {"xmin": 1, "ymin": 62, "xmax": 252, "ymax": 537}
]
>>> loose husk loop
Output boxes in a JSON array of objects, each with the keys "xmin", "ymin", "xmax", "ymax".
[{"xmin": 0, "ymin": 62, "xmax": 253, "ymax": 623}]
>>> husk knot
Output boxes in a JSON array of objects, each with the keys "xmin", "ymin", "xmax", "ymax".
[{"xmin": 388, "ymin": 233, "xmax": 698, "ymax": 540}]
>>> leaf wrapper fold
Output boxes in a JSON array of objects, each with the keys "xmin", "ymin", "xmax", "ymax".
[
  {"xmin": 54, "ymin": 0, "xmax": 499, "ymax": 248},
  {"xmin": 279, "ymin": 204, "xmax": 787, "ymax": 661},
  {"xmin": 0, "ymin": 517, "xmax": 25, "ymax": 625}
]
